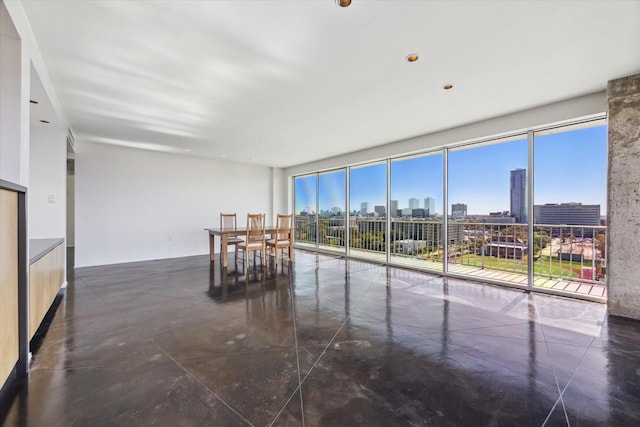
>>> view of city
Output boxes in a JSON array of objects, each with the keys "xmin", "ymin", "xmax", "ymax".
[{"xmin": 294, "ymin": 123, "xmax": 607, "ymax": 298}]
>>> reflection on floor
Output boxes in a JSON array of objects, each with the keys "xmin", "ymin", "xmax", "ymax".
[{"xmin": 1, "ymin": 250, "xmax": 639, "ymax": 426}]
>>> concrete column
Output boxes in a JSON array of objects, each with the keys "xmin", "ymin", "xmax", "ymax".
[{"xmin": 607, "ymin": 73, "xmax": 640, "ymax": 320}]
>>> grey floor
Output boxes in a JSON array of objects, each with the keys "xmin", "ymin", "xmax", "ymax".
[{"xmin": 1, "ymin": 249, "xmax": 639, "ymax": 426}]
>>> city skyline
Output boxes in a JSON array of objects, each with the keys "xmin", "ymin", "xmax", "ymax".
[{"xmin": 295, "ymin": 124, "xmax": 607, "ymax": 216}]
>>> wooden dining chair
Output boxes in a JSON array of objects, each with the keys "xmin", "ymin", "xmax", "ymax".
[
  {"xmin": 220, "ymin": 213, "xmax": 244, "ymax": 263},
  {"xmin": 266, "ymin": 214, "xmax": 293, "ymax": 269},
  {"xmin": 237, "ymin": 213, "xmax": 266, "ymax": 272}
]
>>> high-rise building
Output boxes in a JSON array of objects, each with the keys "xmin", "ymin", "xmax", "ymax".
[
  {"xmin": 360, "ymin": 202, "xmax": 370, "ymax": 215},
  {"xmin": 451, "ymin": 203, "xmax": 467, "ymax": 218},
  {"xmin": 510, "ymin": 168, "xmax": 527, "ymax": 223},
  {"xmin": 409, "ymin": 197, "xmax": 420, "ymax": 209},
  {"xmin": 535, "ymin": 203, "xmax": 601, "ymax": 227},
  {"xmin": 390, "ymin": 200, "xmax": 399, "ymax": 218},
  {"xmin": 424, "ymin": 197, "xmax": 435, "ymax": 216},
  {"xmin": 374, "ymin": 205, "xmax": 386, "ymax": 216}
]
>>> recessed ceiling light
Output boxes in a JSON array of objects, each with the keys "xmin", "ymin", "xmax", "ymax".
[
  {"xmin": 336, "ymin": 0, "xmax": 352, "ymax": 7},
  {"xmin": 443, "ymin": 84, "xmax": 454, "ymax": 90},
  {"xmin": 30, "ymin": 100, "xmax": 39, "ymax": 104},
  {"xmin": 39, "ymin": 120, "xmax": 50, "ymax": 124},
  {"xmin": 183, "ymin": 149, "xmax": 191, "ymax": 152},
  {"xmin": 250, "ymin": 158, "xmax": 256, "ymax": 162},
  {"xmin": 406, "ymin": 54, "xmax": 419, "ymax": 63},
  {"xmin": 219, "ymin": 154, "xmax": 226, "ymax": 157}
]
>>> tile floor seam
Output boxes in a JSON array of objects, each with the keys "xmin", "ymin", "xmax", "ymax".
[
  {"xmin": 533, "ymin": 297, "xmax": 567, "ymax": 427},
  {"xmin": 296, "ymin": 308, "xmax": 355, "ymax": 387},
  {"xmin": 269, "ymin": 274, "xmax": 305, "ymax": 427},
  {"xmin": 10, "ymin": 252, "xmax": 636, "ymax": 426},
  {"xmin": 553, "ymin": 335, "xmax": 597, "ymax": 426},
  {"xmin": 294, "ymin": 268, "xmax": 383, "ymax": 390},
  {"xmin": 153, "ymin": 342, "xmax": 254, "ymax": 426},
  {"xmin": 535, "ymin": 298, "xmax": 597, "ymax": 427}
]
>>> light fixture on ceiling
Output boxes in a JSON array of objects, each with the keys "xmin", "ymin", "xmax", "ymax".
[
  {"xmin": 39, "ymin": 120, "xmax": 50, "ymax": 124},
  {"xmin": 30, "ymin": 100, "xmax": 39, "ymax": 104},
  {"xmin": 336, "ymin": 0, "xmax": 352, "ymax": 7},
  {"xmin": 443, "ymin": 84, "xmax": 454, "ymax": 90},
  {"xmin": 219, "ymin": 154, "xmax": 226, "ymax": 157},
  {"xmin": 406, "ymin": 54, "xmax": 419, "ymax": 63},
  {"xmin": 183, "ymin": 149, "xmax": 191, "ymax": 152}
]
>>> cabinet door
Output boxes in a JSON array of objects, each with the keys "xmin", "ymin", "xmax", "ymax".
[{"xmin": 0, "ymin": 189, "xmax": 19, "ymax": 387}]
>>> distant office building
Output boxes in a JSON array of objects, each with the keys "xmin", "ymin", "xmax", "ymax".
[
  {"xmin": 535, "ymin": 203, "xmax": 601, "ymax": 234},
  {"xmin": 424, "ymin": 197, "xmax": 435, "ymax": 216},
  {"xmin": 448, "ymin": 222, "xmax": 465, "ymax": 243},
  {"xmin": 390, "ymin": 200, "xmax": 399, "ymax": 218},
  {"xmin": 360, "ymin": 202, "xmax": 370, "ymax": 215},
  {"xmin": 484, "ymin": 216, "xmax": 516, "ymax": 224},
  {"xmin": 487, "ymin": 210, "xmax": 514, "ymax": 223},
  {"xmin": 401, "ymin": 208, "xmax": 413, "ymax": 217},
  {"xmin": 390, "ymin": 221, "xmax": 464, "ymax": 246},
  {"xmin": 374, "ymin": 205, "xmax": 386, "ymax": 216},
  {"xmin": 331, "ymin": 206, "xmax": 342, "ymax": 215},
  {"xmin": 451, "ymin": 203, "xmax": 467, "ymax": 218},
  {"xmin": 409, "ymin": 197, "xmax": 420, "ymax": 209},
  {"xmin": 510, "ymin": 168, "xmax": 527, "ymax": 223},
  {"xmin": 411, "ymin": 208, "xmax": 426, "ymax": 218}
]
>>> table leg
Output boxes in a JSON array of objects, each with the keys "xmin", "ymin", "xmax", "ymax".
[
  {"xmin": 209, "ymin": 233, "xmax": 215, "ymax": 262},
  {"xmin": 221, "ymin": 235, "xmax": 229, "ymax": 268},
  {"xmin": 290, "ymin": 239, "xmax": 295, "ymax": 260}
]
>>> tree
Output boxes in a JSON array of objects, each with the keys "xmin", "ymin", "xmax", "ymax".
[{"xmin": 596, "ymin": 233, "xmax": 606, "ymax": 258}]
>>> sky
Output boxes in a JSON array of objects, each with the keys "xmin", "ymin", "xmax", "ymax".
[{"xmin": 295, "ymin": 124, "xmax": 607, "ymax": 216}]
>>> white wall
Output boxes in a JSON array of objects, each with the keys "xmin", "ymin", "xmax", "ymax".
[
  {"xmin": 75, "ymin": 142, "xmax": 276, "ymax": 267},
  {"xmin": 28, "ymin": 126, "xmax": 66, "ymax": 238},
  {"xmin": 0, "ymin": 2, "xmax": 24, "ymax": 185},
  {"xmin": 271, "ymin": 167, "xmax": 287, "ymax": 220}
]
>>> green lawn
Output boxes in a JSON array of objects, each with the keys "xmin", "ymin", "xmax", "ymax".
[{"xmin": 455, "ymin": 254, "xmax": 579, "ymax": 278}]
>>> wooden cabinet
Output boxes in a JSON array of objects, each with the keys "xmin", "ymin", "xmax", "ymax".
[
  {"xmin": 29, "ymin": 243, "xmax": 64, "ymax": 339},
  {"xmin": 0, "ymin": 188, "xmax": 19, "ymax": 387}
]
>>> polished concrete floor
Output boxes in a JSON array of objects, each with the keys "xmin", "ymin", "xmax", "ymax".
[{"xmin": 2, "ymin": 249, "xmax": 640, "ymax": 426}]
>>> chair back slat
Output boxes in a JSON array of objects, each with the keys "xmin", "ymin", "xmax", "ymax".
[
  {"xmin": 220, "ymin": 213, "xmax": 237, "ymax": 231},
  {"xmin": 246, "ymin": 213, "xmax": 266, "ymax": 242},
  {"xmin": 276, "ymin": 214, "xmax": 293, "ymax": 241}
]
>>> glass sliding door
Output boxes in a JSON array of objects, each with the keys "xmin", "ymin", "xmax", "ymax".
[
  {"xmin": 349, "ymin": 162, "xmax": 387, "ymax": 262},
  {"xmin": 318, "ymin": 169, "xmax": 347, "ymax": 253},
  {"xmin": 533, "ymin": 121, "xmax": 607, "ymax": 297},
  {"xmin": 390, "ymin": 152, "xmax": 444, "ymax": 271},
  {"xmin": 294, "ymin": 174, "xmax": 317, "ymax": 248},
  {"xmin": 292, "ymin": 117, "xmax": 607, "ymax": 302},
  {"xmin": 447, "ymin": 136, "xmax": 529, "ymax": 286}
]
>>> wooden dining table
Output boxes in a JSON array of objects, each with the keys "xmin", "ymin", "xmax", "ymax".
[{"xmin": 204, "ymin": 226, "xmax": 278, "ymax": 268}]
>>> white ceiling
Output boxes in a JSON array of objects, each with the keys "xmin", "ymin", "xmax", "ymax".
[{"xmin": 21, "ymin": 0, "xmax": 640, "ymax": 168}]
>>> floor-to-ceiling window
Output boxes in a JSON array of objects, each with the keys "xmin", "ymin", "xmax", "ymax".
[
  {"xmin": 318, "ymin": 169, "xmax": 346, "ymax": 253},
  {"xmin": 349, "ymin": 162, "xmax": 387, "ymax": 262},
  {"xmin": 447, "ymin": 135, "xmax": 529, "ymax": 286},
  {"xmin": 533, "ymin": 121, "xmax": 607, "ymax": 297},
  {"xmin": 390, "ymin": 152, "xmax": 444, "ymax": 271},
  {"xmin": 294, "ymin": 174, "xmax": 317, "ymax": 248},
  {"xmin": 292, "ymin": 118, "xmax": 607, "ymax": 301}
]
